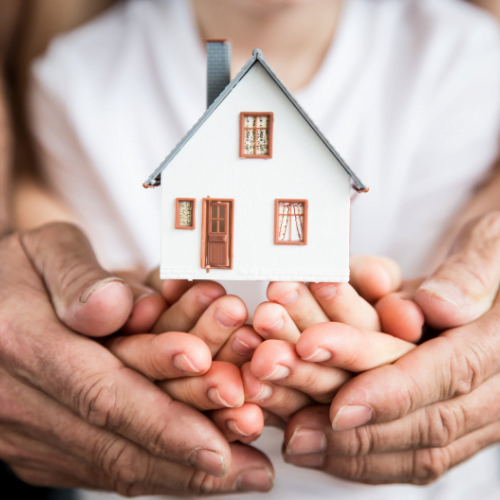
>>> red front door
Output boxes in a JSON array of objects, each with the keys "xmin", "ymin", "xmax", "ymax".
[{"xmin": 206, "ymin": 200, "xmax": 232, "ymax": 268}]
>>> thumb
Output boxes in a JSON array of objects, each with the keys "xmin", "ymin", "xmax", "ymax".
[
  {"xmin": 20, "ymin": 222, "xmax": 133, "ymax": 336},
  {"xmin": 415, "ymin": 212, "xmax": 500, "ymax": 329}
]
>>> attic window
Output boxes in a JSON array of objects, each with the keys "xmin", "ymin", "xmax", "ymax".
[
  {"xmin": 175, "ymin": 199, "xmax": 195, "ymax": 229},
  {"xmin": 274, "ymin": 200, "xmax": 308, "ymax": 245},
  {"xmin": 240, "ymin": 112, "xmax": 273, "ymax": 158}
]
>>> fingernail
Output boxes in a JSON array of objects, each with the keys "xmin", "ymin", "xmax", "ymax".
[
  {"xmin": 263, "ymin": 316, "xmax": 284, "ymax": 334},
  {"xmin": 133, "ymin": 291, "xmax": 156, "ymax": 305},
  {"xmin": 249, "ymin": 382, "xmax": 273, "ymax": 402},
  {"xmin": 285, "ymin": 453, "xmax": 325, "ymax": 468},
  {"xmin": 313, "ymin": 285, "xmax": 338, "ymax": 300},
  {"xmin": 275, "ymin": 290, "xmax": 298, "ymax": 306},
  {"xmin": 188, "ymin": 449, "xmax": 226, "ymax": 477},
  {"xmin": 226, "ymin": 419, "xmax": 253, "ymax": 437},
  {"xmin": 287, "ymin": 426, "xmax": 327, "ymax": 455},
  {"xmin": 301, "ymin": 348, "xmax": 332, "ymax": 363},
  {"xmin": 419, "ymin": 280, "xmax": 466, "ymax": 308},
  {"xmin": 207, "ymin": 387, "xmax": 235, "ymax": 408},
  {"xmin": 332, "ymin": 405, "xmax": 373, "ymax": 431},
  {"xmin": 172, "ymin": 353, "xmax": 200, "ymax": 373},
  {"xmin": 80, "ymin": 277, "xmax": 126, "ymax": 303},
  {"xmin": 232, "ymin": 337, "xmax": 255, "ymax": 356},
  {"xmin": 237, "ymin": 467, "xmax": 274, "ymax": 492},
  {"xmin": 215, "ymin": 307, "xmax": 241, "ymax": 328},
  {"xmin": 260, "ymin": 364, "xmax": 290, "ymax": 381}
]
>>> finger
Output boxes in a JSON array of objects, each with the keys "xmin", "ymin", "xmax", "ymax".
[
  {"xmin": 127, "ymin": 443, "xmax": 274, "ymax": 495},
  {"xmin": 158, "ymin": 361, "xmax": 245, "ymax": 410},
  {"xmin": 415, "ymin": 212, "xmax": 500, "ymax": 329},
  {"xmin": 267, "ymin": 282, "xmax": 329, "ymax": 331},
  {"xmin": 214, "ymin": 325, "xmax": 263, "ymax": 367},
  {"xmin": 145, "ymin": 268, "xmax": 197, "ymax": 303},
  {"xmin": 250, "ymin": 340, "xmax": 351, "ymax": 403},
  {"xmin": 0, "ymin": 311, "xmax": 231, "ymax": 475},
  {"xmin": 296, "ymin": 322, "xmax": 415, "ymax": 372},
  {"xmin": 0, "ymin": 369, "xmax": 229, "ymax": 484},
  {"xmin": 20, "ymin": 222, "xmax": 133, "ymax": 336},
  {"xmin": 11, "ymin": 438, "xmax": 276, "ymax": 496},
  {"xmin": 309, "ymin": 282, "xmax": 381, "ymax": 331},
  {"xmin": 10, "ymin": 466, "xmax": 87, "ymax": 489},
  {"xmin": 328, "ymin": 318, "xmax": 500, "ymax": 430},
  {"xmin": 152, "ymin": 281, "xmax": 226, "ymax": 333},
  {"xmin": 284, "ymin": 417, "xmax": 500, "ymax": 485},
  {"xmin": 115, "ymin": 269, "xmax": 167, "ymax": 335},
  {"xmin": 285, "ymin": 375, "xmax": 500, "ymax": 458},
  {"xmin": 209, "ymin": 404, "xmax": 265, "ymax": 444},
  {"xmin": 106, "ymin": 332, "xmax": 212, "ymax": 380},
  {"xmin": 242, "ymin": 363, "xmax": 314, "ymax": 420},
  {"xmin": 349, "ymin": 255, "xmax": 402, "ymax": 303},
  {"xmin": 189, "ymin": 295, "xmax": 247, "ymax": 356},
  {"xmin": 375, "ymin": 292, "xmax": 424, "ymax": 342},
  {"xmin": 263, "ymin": 411, "xmax": 287, "ymax": 430},
  {"xmin": 253, "ymin": 302, "xmax": 301, "ymax": 343}
]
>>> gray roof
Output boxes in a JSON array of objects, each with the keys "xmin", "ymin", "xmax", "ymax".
[{"xmin": 143, "ymin": 49, "xmax": 368, "ymax": 192}]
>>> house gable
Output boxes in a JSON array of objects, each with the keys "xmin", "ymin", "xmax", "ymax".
[{"xmin": 144, "ymin": 50, "xmax": 367, "ymax": 193}]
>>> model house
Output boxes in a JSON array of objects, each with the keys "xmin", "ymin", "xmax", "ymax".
[{"xmin": 143, "ymin": 41, "xmax": 368, "ymax": 282}]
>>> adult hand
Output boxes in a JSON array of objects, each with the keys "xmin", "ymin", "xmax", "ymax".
[
  {"xmin": 283, "ymin": 212, "xmax": 500, "ymax": 485},
  {"xmin": 0, "ymin": 222, "xmax": 273, "ymax": 495}
]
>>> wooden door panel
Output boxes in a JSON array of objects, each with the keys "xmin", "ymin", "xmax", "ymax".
[
  {"xmin": 208, "ymin": 242, "xmax": 228, "ymax": 267},
  {"xmin": 206, "ymin": 200, "xmax": 231, "ymax": 268}
]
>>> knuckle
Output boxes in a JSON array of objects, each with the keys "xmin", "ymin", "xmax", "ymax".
[
  {"xmin": 424, "ymin": 404, "xmax": 465, "ymax": 448},
  {"xmin": 185, "ymin": 469, "xmax": 222, "ymax": 495},
  {"xmin": 343, "ymin": 426, "xmax": 374, "ymax": 457},
  {"xmin": 449, "ymin": 341, "xmax": 484, "ymax": 397},
  {"xmin": 411, "ymin": 448, "xmax": 450, "ymax": 485},
  {"xmin": 430, "ymin": 336, "xmax": 483, "ymax": 400},
  {"xmin": 93, "ymin": 437, "xmax": 144, "ymax": 484},
  {"xmin": 341, "ymin": 456, "xmax": 368, "ymax": 481},
  {"xmin": 76, "ymin": 372, "xmax": 118, "ymax": 427}
]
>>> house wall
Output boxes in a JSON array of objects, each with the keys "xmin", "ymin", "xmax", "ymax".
[{"xmin": 160, "ymin": 62, "xmax": 351, "ymax": 282}]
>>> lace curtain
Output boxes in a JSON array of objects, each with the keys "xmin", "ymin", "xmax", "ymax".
[{"xmin": 278, "ymin": 202, "xmax": 304, "ymax": 242}]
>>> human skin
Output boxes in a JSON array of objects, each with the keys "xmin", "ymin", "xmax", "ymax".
[
  {"xmin": 243, "ymin": 259, "xmax": 423, "ymax": 420},
  {"xmin": 0, "ymin": 223, "xmax": 274, "ymax": 495},
  {"xmin": 107, "ymin": 255, "xmax": 420, "ymax": 441},
  {"xmin": 281, "ymin": 213, "xmax": 500, "ymax": 484},
  {"xmin": 3, "ymin": 0, "xmax": 500, "ymax": 492}
]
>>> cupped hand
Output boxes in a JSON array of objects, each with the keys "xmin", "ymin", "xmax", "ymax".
[
  {"xmin": 106, "ymin": 289, "xmax": 266, "ymax": 444},
  {"xmin": 283, "ymin": 213, "xmax": 500, "ymax": 485},
  {"xmin": 245, "ymin": 256, "xmax": 421, "ymax": 421},
  {"xmin": 0, "ymin": 222, "xmax": 273, "ymax": 495}
]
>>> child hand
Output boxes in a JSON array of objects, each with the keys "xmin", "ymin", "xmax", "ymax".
[
  {"xmin": 106, "ymin": 278, "xmax": 266, "ymax": 444},
  {"xmin": 244, "ymin": 255, "xmax": 423, "ymax": 422}
]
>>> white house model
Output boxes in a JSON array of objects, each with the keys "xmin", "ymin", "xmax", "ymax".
[{"xmin": 144, "ymin": 41, "xmax": 368, "ymax": 282}]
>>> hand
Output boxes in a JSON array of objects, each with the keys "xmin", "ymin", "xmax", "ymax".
[
  {"xmin": 107, "ymin": 274, "xmax": 267, "ymax": 443},
  {"xmin": 243, "ymin": 256, "xmax": 423, "ymax": 422},
  {"xmin": 283, "ymin": 213, "xmax": 500, "ymax": 485},
  {"xmin": 0, "ymin": 222, "xmax": 273, "ymax": 495}
]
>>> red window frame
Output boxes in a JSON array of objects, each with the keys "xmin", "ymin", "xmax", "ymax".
[
  {"xmin": 175, "ymin": 198, "xmax": 196, "ymax": 230},
  {"xmin": 274, "ymin": 199, "xmax": 308, "ymax": 245},
  {"xmin": 239, "ymin": 112, "xmax": 274, "ymax": 159}
]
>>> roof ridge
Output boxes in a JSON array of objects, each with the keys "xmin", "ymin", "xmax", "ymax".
[{"xmin": 143, "ymin": 49, "xmax": 368, "ymax": 192}]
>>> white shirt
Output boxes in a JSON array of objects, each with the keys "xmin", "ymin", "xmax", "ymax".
[{"xmin": 29, "ymin": 0, "xmax": 500, "ymax": 499}]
